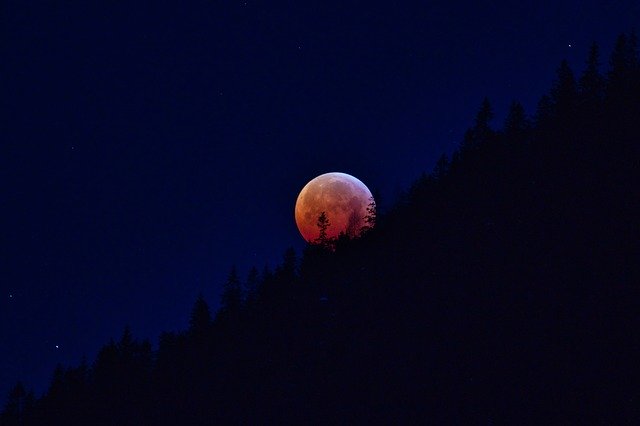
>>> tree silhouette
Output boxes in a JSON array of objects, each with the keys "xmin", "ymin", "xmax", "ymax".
[
  {"xmin": 280, "ymin": 247, "xmax": 297, "ymax": 282},
  {"xmin": 1, "ymin": 382, "xmax": 26, "ymax": 425},
  {"xmin": 345, "ymin": 210, "xmax": 361, "ymax": 238},
  {"xmin": 244, "ymin": 266, "xmax": 260, "ymax": 304},
  {"xmin": 474, "ymin": 97, "xmax": 493, "ymax": 129},
  {"xmin": 188, "ymin": 293, "xmax": 212, "ymax": 339},
  {"xmin": 550, "ymin": 60, "xmax": 577, "ymax": 124},
  {"xmin": 460, "ymin": 97, "xmax": 495, "ymax": 162},
  {"xmin": 360, "ymin": 197, "xmax": 378, "ymax": 235},
  {"xmin": 504, "ymin": 101, "xmax": 529, "ymax": 138},
  {"xmin": 315, "ymin": 211, "xmax": 331, "ymax": 247},
  {"xmin": 221, "ymin": 266, "xmax": 243, "ymax": 315},
  {"xmin": 608, "ymin": 33, "xmax": 639, "ymax": 96},
  {"xmin": 534, "ymin": 94, "xmax": 553, "ymax": 127},
  {"xmin": 432, "ymin": 154, "xmax": 450, "ymax": 181},
  {"xmin": 579, "ymin": 42, "xmax": 605, "ymax": 104}
]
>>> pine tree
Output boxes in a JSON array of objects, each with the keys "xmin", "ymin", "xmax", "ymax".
[
  {"xmin": 534, "ymin": 94, "xmax": 553, "ymax": 127},
  {"xmin": 359, "ymin": 197, "xmax": 377, "ymax": 236},
  {"xmin": 607, "ymin": 32, "xmax": 640, "ymax": 107},
  {"xmin": 461, "ymin": 97, "xmax": 494, "ymax": 157},
  {"xmin": 281, "ymin": 247, "xmax": 297, "ymax": 281},
  {"xmin": 579, "ymin": 42, "xmax": 605, "ymax": 103},
  {"xmin": 475, "ymin": 97, "xmax": 493, "ymax": 130},
  {"xmin": 550, "ymin": 60, "xmax": 577, "ymax": 116},
  {"xmin": 261, "ymin": 264, "xmax": 273, "ymax": 285},
  {"xmin": 189, "ymin": 293, "xmax": 212, "ymax": 337},
  {"xmin": 432, "ymin": 154, "xmax": 450, "ymax": 181},
  {"xmin": 221, "ymin": 266, "xmax": 243, "ymax": 313},
  {"xmin": 118, "ymin": 326, "xmax": 134, "ymax": 352},
  {"xmin": 116, "ymin": 327, "xmax": 153, "ymax": 376},
  {"xmin": 609, "ymin": 34, "xmax": 633, "ymax": 85},
  {"xmin": 345, "ymin": 210, "xmax": 361, "ymax": 238},
  {"xmin": 365, "ymin": 197, "xmax": 377, "ymax": 227},
  {"xmin": 504, "ymin": 101, "xmax": 529, "ymax": 139},
  {"xmin": 245, "ymin": 266, "xmax": 260, "ymax": 303},
  {"xmin": 315, "ymin": 211, "xmax": 331, "ymax": 246},
  {"xmin": 1, "ymin": 382, "xmax": 26, "ymax": 425}
]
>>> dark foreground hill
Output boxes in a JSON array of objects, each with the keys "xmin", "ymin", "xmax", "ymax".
[{"xmin": 3, "ymin": 33, "xmax": 639, "ymax": 425}]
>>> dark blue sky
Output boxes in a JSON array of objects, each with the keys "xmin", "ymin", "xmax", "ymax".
[{"xmin": 2, "ymin": 1, "xmax": 638, "ymax": 395}]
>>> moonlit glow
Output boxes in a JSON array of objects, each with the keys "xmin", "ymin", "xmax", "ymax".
[{"xmin": 294, "ymin": 172, "xmax": 375, "ymax": 242}]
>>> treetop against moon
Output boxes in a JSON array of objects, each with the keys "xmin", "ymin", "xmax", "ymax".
[{"xmin": 294, "ymin": 172, "xmax": 375, "ymax": 243}]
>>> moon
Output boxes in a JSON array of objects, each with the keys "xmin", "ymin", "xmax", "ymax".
[{"xmin": 295, "ymin": 172, "xmax": 375, "ymax": 243}]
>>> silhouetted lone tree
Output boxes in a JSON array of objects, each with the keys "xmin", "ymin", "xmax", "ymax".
[{"xmin": 315, "ymin": 211, "xmax": 331, "ymax": 247}]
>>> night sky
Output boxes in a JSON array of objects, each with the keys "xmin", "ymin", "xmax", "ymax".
[{"xmin": 2, "ymin": 1, "xmax": 638, "ymax": 396}]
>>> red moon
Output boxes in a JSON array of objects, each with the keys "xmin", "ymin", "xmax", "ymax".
[{"xmin": 295, "ymin": 172, "xmax": 375, "ymax": 242}]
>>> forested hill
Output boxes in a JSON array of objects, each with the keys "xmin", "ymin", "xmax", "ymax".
[{"xmin": 3, "ymin": 33, "xmax": 639, "ymax": 425}]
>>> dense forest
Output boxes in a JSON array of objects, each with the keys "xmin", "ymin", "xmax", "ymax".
[{"xmin": 3, "ymin": 32, "xmax": 639, "ymax": 424}]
